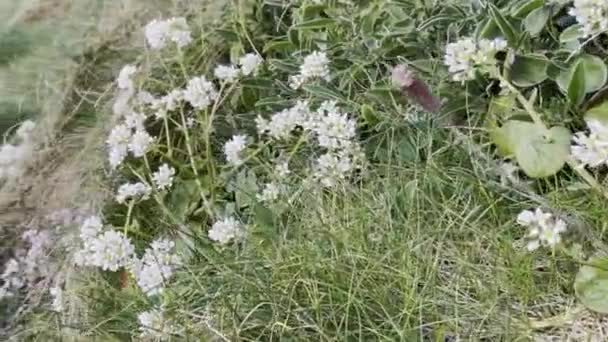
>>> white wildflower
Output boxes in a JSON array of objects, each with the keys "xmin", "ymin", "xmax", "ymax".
[
  {"xmin": 16, "ymin": 120, "xmax": 36, "ymax": 141},
  {"xmin": 138, "ymin": 308, "xmax": 179, "ymax": 340},
  {"xmin": 153, "ymin": 89, "xmax": 184, "ymax": 119},
  {"xmin": 209, "ymin": 217, "xmax": 244, "ymax": 245},
  {"xmin": 166, "ymin": 17, "xmax": 192, "ymax": 48},
  {"xmin": 262, "ymin": 101, "xmax": 311, "ymax": 139},
  {"xmin": 80, "ymin": 215, "xmax": 104, "ymax": 241},
  {"xmin": 214, "ymin": 64, "xmax": 241, "ymax": 83},
  {"xmin": 132, "ymin": 239, "xmax": 181, "ymax": 296},
  {"xmin": 145, "ymin": 20, "xmax": 169, "ymax": 49},
  {"xmin": 116, "ymin": 182, "xmax": 152, "ymax": 204},
  {"xmin": 239, "ymin": 53, "xmax": 263, "ymax": 76},
  {"xmin": 21, "ymin": 229, "xmax": 53, "ymax": 282},
  {"xmin": 224, "ymin": 134, "xmax": 248, "ymax": 166},
  {"xmin": 145, "ymin": 17, "xmax": 192, "ymax": 50},
  {"xmin": 49, "ymin": 286, "xmax": 63, "ymax": 312},
  {"xmin": 107, "ymin": 124, "xmax": 132, "ymax": 167},
  {"xmin": 108, "ymin": 146, "xmax": 128, "ymax": 169},
  {"xmin": 152, "ymin": 164, "xmax": 176, "ymax": 190},
  {"xmin": 137, "ymin": 91, "xmax": 156, "ymax": 105},
  {"xmin": 568, "ymin": 0, "xmax": 608, "ymax": 38},
  {"xmin": 186, "ymin": 117, "xmax": 196, "ymax": 128},
  {"xmin": 517, "ymin": 208, "xmax": 567, "ymax": 251},
  {"xmin": 117, "ymin": 64, "xmax": 137, "ymax": 90},
  {"xmin": 112, "ymin": 88, "xmax": 134, "ymax": 116},
  {"xmin": 444, "ymin": 37, "xmax": 507, "ymax": 82},
  {"xmin": 289, "ymin": 51, "xmax": 330, "ymax": 89},
  {"xmin": 0, "ymin": 137, "xmax": 34, "ymax": 180},
  {"xmin": 275, "ymin": 161, "xmax": 291, "ymax": 178},
  {"xmin": 89, "ymin": 230, "xmax": 135, "ymax": 271},
  {"xmin": 313, "ymin": 152, "xmax": 354, "ymax": 187},
  {"xmin": 183, "ymin": 76, "xmax": 218, "ymax": 109},
  {"xmin": 255, "ymin": 116, "xmax": 270, "ymax": 135},
  {"xmin": 312, "ymin": 102, "xmax": 357, "ymax": 150},
  {"xmin": 571, "ymin": 119, "xmax": 608, "ymax": 168},
  {"xmin": 257, "ymin": 182, "xmax": 281, "ymax": 202},
  {"xmin": 124, "ymin": 112, "xmax": 146, "ymax": 130},
  {"xmin": 128, "ymin": 129, "xmax": 153, "ymax": 157}
]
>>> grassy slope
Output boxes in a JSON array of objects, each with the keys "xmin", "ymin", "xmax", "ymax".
[{"xmin": 4, "ymin": 0, "xmax": 608, "ymax": 341}]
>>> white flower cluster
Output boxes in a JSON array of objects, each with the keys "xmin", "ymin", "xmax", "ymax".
[
  {"xmin": 152, "ymin": 164, "xmax": 176, "ymax": 190},
  {"xmin": 0, "ymin": 229, "xmax": 53, "ymax": 299},
  {"xmin": 213, "ymin": 53, "xmax": 264, "ymax": 83},
  {"xmin": 209, "ymin": 217, "xmax": 244, "ymax": 245},
  {"xmin": 117, "ymin": 64, "xmax": 137, "ymax": 91},
  {"xmin": 131, "ymin": 239, "xmax": 182, "ymax": 296},
  {"xmin": 224, "ymin": 134, "xmax": 248, "ymax": 166},
  {"xmin": 256, "ymin": 100, "xmax": 310, "ymax": 139},
  {"xmin": 444, "ymin": 37, "xmax": 507, "ymax": 82},
  {"xmin": 0, "ymin": 259, "xmax": 23, "ymax": 299},
  {"xmin": 116, "ymin": 182, "xmax": 152, "ymax": 204},
  {"xmin": 183, "ymin": 76, "xmax": 219, "ymax": 110},
  {"xmin": 152, "ymin": 89, "xmax": 184, "ymax": 119},
  {"xmin": 106, "ymin": 119, "xmax": 154, "ymax": 169},
  {"xmin": 569, "ymin": 0, "xmax": 608, "ymax": 38},
  {"xmin": 49, "ymin": 286, "xmax": 63, "ymax": 312},
  {"xmin": 289, "ymin": 51, "xmax": 331, "ymax": 89},
  {"xmin": 73, "ymin": 216, "xmax": 135, "ymax": 272},
  {"xmin": 138, "ymin": 308, "xmax": 180, "ymax": 340},
  {"xmin": 310, "ymin": 101, "xmax": 357, "ymax": 151},
  {"xmin": 571, "ymin": 119, "xmax": 608, "ymax": 168},
  {"xmin": 0, "ymin": 120, "xmax": 36, "ymax": 180},
  {"xmin": 517, "ymin": 208, "xmax": 567, "ymax": 251},
  {"xmin": 145, "ymin": 17, "xmax": 192, "ymax": 50},
  {"xmin": 257, "ymin": 182, "xmax": 282, "ymax": 202},
  {"xmin": 257, "ymin": 100, "xmax": 363, "ymax": 187}
]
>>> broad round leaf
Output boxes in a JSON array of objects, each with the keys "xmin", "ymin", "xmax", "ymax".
[
  {"xmin": 557, "ymin": 55, "xmax": 607, "ymax": 95},
  {"xmin": 585, "ymin": 101, "xmax": 608, "ymax": 126},
  {"xmin": 523, "ymin": 7, "xmax": 550, "ymax": 37},
  {"xmin": 575, "ymin": 257, "xmax": 608, "ymax": 314},
  {"xmin": 510, "ymin": 54, "xmax": 549, "ymax": 87},
  {"xmin": 559, "ymin": 24, "xmax": 584, "ymax": 43},
  {"xmin": 580, "ymin": 55, "xmax": 608, "ymax": 93},
  {"xmin": 500, "ymin": 121, "xmax": 571, "ymax": 178}
]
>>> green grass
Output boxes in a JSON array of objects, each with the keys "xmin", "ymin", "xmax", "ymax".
[{"xmin": 5, "ymin": 0, "xmax": 608, "ymax": 341}]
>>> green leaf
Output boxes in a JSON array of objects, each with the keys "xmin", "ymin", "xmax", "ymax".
[
  {"xmin": 580, "ymin": 55, "xmax": 608, "ymax": 93},
  {"xmin": 361, "ymin": 104, "xmax": 380, "ymax": 126},
  {"xmin": 478, "ymin": 18, "xmax": 503, "ymax": 40},
  {"xmin": 510, "ymin": 0, "xmax": 545, "ymax": 18},
  {"xmin": 263, "ymin": 38, "xmax": 294, "ymax": 53},
  {"xmin": 567, "ymin": 61, "xmax": 587, "ymax": 105},
  {"xmin": 575, "ymin": 256, "xmax": 608, "ymax": 314},
  {"xmin": 490, "ymin": 119, "xmax": 526, "ymax": 157},
  {"xmin": 488, "ymin": 4, "xmax": 518, "ymax": 45},
  {"xmin": 168, "ymin": 180, "xmax": 200, "ymax": 222},
  {"xmin": 585, "ymin": 101, "xmax": 608, "ymax": 126},
  {"xmin": 512, "ymin": 122, "xmax": 571, "ymax": 178},
  {"xmin": 302, "ymin": 84, "xmax": 347, "ymax": 102},
  {"xmin": 227, "ymin": 169, "xmax": 259, "ymax": 209},
  {"xmin": 241, "ymin": 78, "xmax": 274, "ymax": 90},
  {"xmin": 292, "ymin": 18, "xmax": 336, "ymax": 30},
  {"xmin": 509, "ymin": 54, "xmax": 549, "ymax": 87},
  {"xmin": 523, "ymin": 6, "xmax": 550, "ymax": 37},
  {"xmin": 559, "ymin": 24, "xmax": 584, "ymax": 43},
  {"xmin": 557, "ymin": 56, "xmax": 607, "ymax": 97}
]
